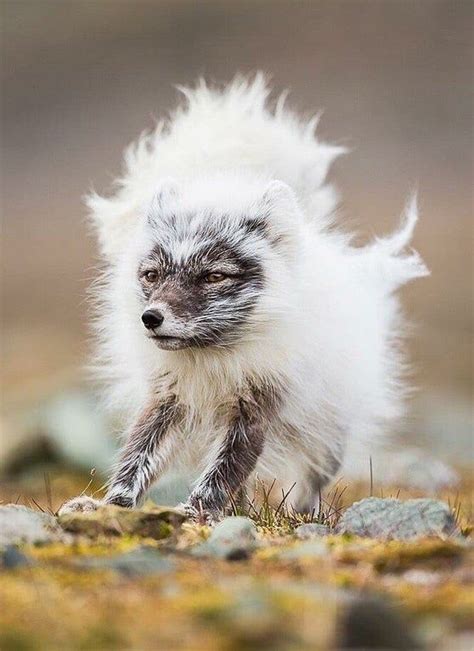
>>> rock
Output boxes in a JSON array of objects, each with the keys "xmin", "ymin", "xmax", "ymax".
[
  {"xmin": 148, "ymin": 473, "xmax": 191, "ymax": 507},
  {"xmin": 338, "ymin": 595, "xmax": 422, "ymax": 649},
  {"xmin": 452, "ymin": 566, "xmax": 474, "ymax": 585},
  {"xmin": 402, "ymin": 569, "xmax": 442, "ymax": 586},
  {"xmin": 194, "ymin": 516, "xmax": 258, "ymax": 560},
  {"xmin": 78, "ymin": 547, "xmax": 175, "ymax": 577},
  {"xmin": 58, "ymin": 504, "xmax": 185, "ymax": 539},
  {"xmin": 1, "ymin": 389, "xmax": 116, "ymax": 476},
  {"xmin": 380, "ymin": 447, "xmax": 459, "ymax": 492},
  {"xmin": 279, "ymin": 540, "xmax": 328, "ymax": 560},
  {"xmin": 42, "ymin": 391, "xmax": 116, "ymax": 474},
  {"xmin": 336, "ymin": 497, "xmax": 458, "ymax": 541},
  {"xmin": 0, "ymin": 504, "xmax": 63, "ymax": 546},
  {"xmin": 295, "ymin": 523, "xmax": 331, "ymax": 539},
  {"xmin": 1, "ymin": 546, "xmax": 32, "ymax": 569}
]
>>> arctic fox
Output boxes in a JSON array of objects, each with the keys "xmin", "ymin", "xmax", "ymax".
[{"xmin": 60, "ymin": 75, "xmax": 448, "ymax": 521}]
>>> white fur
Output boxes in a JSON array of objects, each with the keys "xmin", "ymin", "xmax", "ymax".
[{"xmin": 87, "ymin": 74, "xmax": 430, "ymax": 504}]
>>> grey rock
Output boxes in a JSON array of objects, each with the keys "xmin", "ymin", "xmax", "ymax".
[
  {"xmin": 42, "ymin": 391, "xmax": 116, "ymax": 474},
  {"xmin": 1, "ymin": 545, "xmax": 32, "ymax": 569},
  {"xmin": 79, "ymin": 547, "xmax": 175, "ymax": 577},
  {"xmin": 378, "ymin": 447, "xmax": 459, "ymax": 492},
  {"xmin": 336, "ymin": 497, "xmax": 458, "ymax": 540},
  {"xmin": 279, "ymin": 540, "xmax": 328, "ymax": 560},
  {"xmin": 149, "ymin": 473, "xmax": 191, "ymax": 507},
  {"xmin": 194, "ymin": 516, "xmax": 258, "ymax": 560},
  {"xmin": 402, "ymin": 569, "xmax": 441, "ymax": 586},
  {"xmin": 295, "ymin": 523, "xmax": 331, "ymax": 539},
  {"xmin": 338, "ymin": 595, "xmax": 422, "ymax": 649},
  {"xmin": 1, "ymin": 390, "xmax": 117, "ymax": 476},
  {"xmin": 0, "ymin": 504, "xmax": 63, "ymax": 546}
]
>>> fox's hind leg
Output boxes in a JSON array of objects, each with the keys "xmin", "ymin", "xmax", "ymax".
[
  {"xmin": 294, "ymin": 471, "xmax": 327, "ymax": 515},
  {"xmin": 296, "ymin": 452, "xmax": 343, "ymax": 515}
]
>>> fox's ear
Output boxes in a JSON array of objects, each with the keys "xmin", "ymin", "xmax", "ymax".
[
  {"xmin": 86, "ymin": 177, "xmax": 181, "ymax": 261},
  {"xmin": 85, "ymin": 190, "xmax": 136, "ymax": 260},
  {"xmin": 255, "ymin": 180, "xmax": 301, "ymax": 255},
  {"xmin": 147, "ymin": 178, "xmax": 180, "ymax": 224},
  {"xmin": 260, "ymin": 180, "xmax": 299, "ymax": 216}
]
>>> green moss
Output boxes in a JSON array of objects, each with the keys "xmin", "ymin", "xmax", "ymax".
[
  {"xmin": 333, "ymin": 571, "xmax": 356, "ymax": 588},
  {"xmin": 1, "ymin": 471, "xmax": 472, "ymax": 650},
  {"xmin": 27, "ymin": 536, "xmax": 147, "ymax": 561},
  {"xmin": 0, "ymin": 630, "xmax": 36, "ymax": 651},
  {"xmin": 77, "ymin": 626, "xmax": 124, "ymax": 651}
]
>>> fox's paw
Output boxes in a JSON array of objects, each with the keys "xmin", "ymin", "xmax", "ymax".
[
  {"xmin": 179, "ymin": 502, "xmax": 219, "ymax": 526},
  {"xmin": 58, "ymin": 495, "xmax": 103, "ymax": 516}
]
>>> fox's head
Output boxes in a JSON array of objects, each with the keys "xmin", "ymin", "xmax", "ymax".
[{"xmin": 91, "ymin": 174, "xmax": 303, "ymax": 350}]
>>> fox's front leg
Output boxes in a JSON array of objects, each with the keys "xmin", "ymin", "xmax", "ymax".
[
  {"xmin": 184, "ymin": 394, "xmax": 267, "ymax": 524},
  {"xmin": 58, "ymin": 396, "xmax": 180, "ymax": 515}
]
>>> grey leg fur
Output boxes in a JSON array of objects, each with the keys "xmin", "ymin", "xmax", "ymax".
[
  {"xmin": 105, "ymin": 396, "xmax": 180, "ymax": 507},
  {"xmin": 184, "ymin": 392, "xmax": 269, "ymax": 522},
  {"xmin": 296, "ymin": 452, "xmax": 343, "ymax": 514},
  {"xmin": 59, "ymin": 381, "xmax": 278, "ymax": 521},
  {"xmin": 58, "ymin": 395, "xmax": 180, "ymax": 515}
]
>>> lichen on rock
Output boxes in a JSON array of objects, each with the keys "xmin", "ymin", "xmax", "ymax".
[
  {"xmin": 58, "ymin": 503, "xmax": 185, "ymax": 539},
  {"xmin": 336, "ymin": 497, "xmax": 459, "ymax": 540},
  {"xmin": 0, "ymin": 504, "xmax": 64, "ymax": 546}
]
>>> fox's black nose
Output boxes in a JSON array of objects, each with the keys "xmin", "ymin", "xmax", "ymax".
[{"xmin": 142, "ymin": 309, "xmax": 164, "ymax": 330}]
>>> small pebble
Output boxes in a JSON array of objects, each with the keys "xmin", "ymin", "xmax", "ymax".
[
  {"xmin": 279, "ymin": 540, "xmax": 328, "ymax": 560},
  {"xmin": 193, "ymin": 516, "xmax": 257, "ymax": 560},
  {"xmin": 79, "ymin": 547, "xmax": 175, "ymax": 577},
  {"xmin": 338, "ymin": 595, "xmax": 422, "ymax": 649},
  {"xmin": 295, "ymin": 523, "xmax": 330, "ymax": 539},
  {"xmin": 1, "ymin": 546, "xmax": 32, "ymax": 569},
  {"xmin": 402, "ymin": 569, "xmax": 442, "ymax": 586}
]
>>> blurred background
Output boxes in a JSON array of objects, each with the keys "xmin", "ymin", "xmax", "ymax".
[{"xmin": 1, "ymin": 0, "xmax": 472, "ymax": 501}]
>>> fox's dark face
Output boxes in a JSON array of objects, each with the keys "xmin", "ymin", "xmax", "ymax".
[
  {"xmin": 138, "ymin": 230, "xmax": 265, "ymax": 350},
  {"xmin": 134, "ymin": 177, "xmax": 299, "ymax": 350}
]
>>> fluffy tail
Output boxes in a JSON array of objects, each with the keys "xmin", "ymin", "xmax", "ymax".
[{"xmin": 365, "ymin": 195, "xmax": 429, "ymax": 292}]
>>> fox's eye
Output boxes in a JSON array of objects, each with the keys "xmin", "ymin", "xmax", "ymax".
[
  {"xmin": 204, "ymin": 272, "xmax": 227, "ymax": 283},
  {"xmin": 143, "ymin": 270, "xmax": 158, "ymax": 283}
]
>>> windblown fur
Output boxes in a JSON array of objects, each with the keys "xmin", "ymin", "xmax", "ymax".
[{"xmin": 71, "ymin": 74, "xmax": 434, "ymax": 515}]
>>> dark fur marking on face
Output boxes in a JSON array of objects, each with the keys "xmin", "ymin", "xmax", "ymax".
[{"xmin": 138, "ymin": 230, "xmax": 266, "ymax": 347}]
